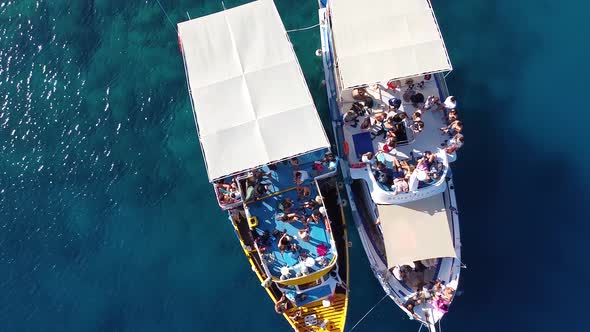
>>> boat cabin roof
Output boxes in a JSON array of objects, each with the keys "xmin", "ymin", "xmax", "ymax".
[
  {"xmin": 329, "ymin": 0, "xmax": 451, "ymax": 88},
  {"xmin": 178, "ymin": 0, "xmax": 329, "ymax": 181}
]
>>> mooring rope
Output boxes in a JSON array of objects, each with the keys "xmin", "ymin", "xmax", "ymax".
[
  {"xmin": 286, "ymin": 23, "xmax": 320, "ymax": 33},
  {"xmin": 348, "ymin": 294, "xmax": 388, "ymax": 332},
  {"xmin": 154, "ymin": 0, "xmax": 178, "ymax": 33}
]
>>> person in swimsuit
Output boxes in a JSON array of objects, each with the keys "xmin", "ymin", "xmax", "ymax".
[
  {"xmin": 447, "ymin": 109, "xmax": 459, "ymax": 123},
  {"xmin": 441, "ymin": 120, "xmax": 463, "ymax": 135},
  {"xmin": 278, "ymin": 234, "xmax": 292, "ymax": 253},
  {"xmin": 277, "ymin": 213, "xmax": 303, "ymax": 223},
  {"xmin": 275, "ymin": 294, "xmax": 289, "ymax": 314},
  {"xmin": 297, "ymin": 185, "xmax": 312, "ymax": 199},
  {"xmin": 278, "ymin": 198, "xmax": 294, "ymax": 213},
  {"xmin": 298, "ymin": 227, "xmax": 310, "ymax": 242}
]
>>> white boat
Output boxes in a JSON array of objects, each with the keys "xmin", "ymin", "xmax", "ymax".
[
  {"xmin": 178, "ymin": 1, "xmax": 349, "ymax": 330},
  {"xmin": 318, "ymin": 0, "xmax": 463, "ymax": 330}
]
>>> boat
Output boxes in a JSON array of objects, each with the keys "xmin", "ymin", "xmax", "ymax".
[
  {"xmin": 177, "ymin": 1, "xmax": 349, "ymax": 330},
  {"xmin": 318, "ymin": 0, "xmax": 463, "ymax": 330}
]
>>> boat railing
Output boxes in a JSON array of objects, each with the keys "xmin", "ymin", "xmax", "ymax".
[{"xmin": 350, "ymin": 150, "xmax": 449, "ymax": 204}]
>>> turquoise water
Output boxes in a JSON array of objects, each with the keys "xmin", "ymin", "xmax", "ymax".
[{"xmin": 1, "ymin": 0, "xmax": 588, "ymax": 331}]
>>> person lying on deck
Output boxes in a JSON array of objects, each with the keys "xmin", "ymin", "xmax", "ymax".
[
  {"xmin": 278, "ymin": 198, "xmax": 294, "ymax": 213},
  {"xmin": 307, "ymin": 209, "xmax": 323, "ymax": 224},
  {"xmin": 297, "ymin": 185, "xmax": 311, "ymax": 199},
  {"xmin": 278, "ymin": 234, "xmax": 293, "ymax": 253},
  {"xmin": 447, "ymin": 109, "xmax": 459, "ymax": 123},
  {"xmin": 403, "ymin": 293, "xmax": 423, "ymax": 317},
  {"xmin": 277, "ymin": 213, "xmax": 303, "ymax": 223},
  {"xmin": 351, "ymin": 87, "xmax": 373, "ymax": 107},
  {"xmin": 293, "ymin": 170, "xmax": 310, "ymax": 185}
]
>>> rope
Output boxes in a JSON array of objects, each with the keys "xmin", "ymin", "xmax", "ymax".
[
  {"xmin": 154, "ymin": 0, "xmax": 178, "ymax": 33},
  {"xmin": 348, "ymin": 294, "xmax": 388, "ymax": 332},
  {"xmin": 418, "ymin": 324, "xmax": 424, "ymax": 332},
  {"xmin": 286, "ymin": 23, "xmax": 320, "ymax": 33}
]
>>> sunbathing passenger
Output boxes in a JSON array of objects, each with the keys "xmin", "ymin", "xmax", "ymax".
[
  {"xmin": 293, "ymin": 170, "xmax": 310, "ymax": 185},
  {"xmin": 297, "ymin": 185, "xmax": 312, "ymax": 199},
  {"xmin": 445, "ymin": 133, "xmax": 464, "ymax": 154},
  {"xmin": 278, "ymin": 234, "xmax": 292, "ymax": 253},
  {"xmin": 424, "ymin": 95, "xmax": 442, "ymax": 110},
  {"xmin": 307, "ymin": 209, "xmax": 323, "ymax": 224},
  {"xmin": 278, "ymin": 198, "xmax": 294, "ymax": 213},
  {"xmin": 447, "ymin": 109, "xmax": 459, "ymax": 123},
  {"xmin": 298, "ymin": 227, "xmax": 310, "ymax": 242},
  {"xmin": 300, "ymin": 198, "xmax": 320, "ymax": 211},
  {"xmin": 289, "ymin": 157, "xmax": 300, "ymax": 168},
  {"xmin": 343, "ymin": 110, "xmax": 359, "ymax": 128},
  {"xmin": 277, "ymin": 213, "xmax": 303, "ymax": 223},
  {"xmin": 441, "ymin": 120, "xmax": 463, "ymax": 136},
  {"xmin": 403, "ymin": 294, "xmax": 422, "ymax": 315},
  {"xmin": 442, "ymin": 287, "xmax": 456, "ymax": 301},
  {"xmin": 352, "ymin": 87, "xmax": 373, "ymax": 107},
  {"xmin": 275, "ymin": 294, "xmax": 289, "ymax": 314},
  {"xmin": 392, "ymin": 178, "xmax": 409, "ymax": 194}
]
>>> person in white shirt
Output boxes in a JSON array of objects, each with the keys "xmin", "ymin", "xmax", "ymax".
[
  {"xmin": 361, "ymin": 152, "xmax": 375, "ymax": 165},
  {"xmin": 444, "ymin": 96, "xmax": 457, "ymax": 110}
]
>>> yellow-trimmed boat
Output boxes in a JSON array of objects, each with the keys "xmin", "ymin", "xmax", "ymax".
[{"xmin": 177, "ymin": 1, "xmax": 349, "ymax": 330}]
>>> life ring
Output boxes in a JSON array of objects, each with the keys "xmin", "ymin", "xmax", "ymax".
[{"xmin": 343, "ymin": 141, "xmax": 349, "ymax": 156}]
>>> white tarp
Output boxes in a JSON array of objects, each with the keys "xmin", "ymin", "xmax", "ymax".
[
  {"xmin": 378, "ymin": 195, "xmax": 456, "ymax": 268},
  {"xmin": 178, "ymin": 0, "xmax": 329, "ymax": 181},
  {"xmin": 329, "ymin": 0, "xmax": 452, "ymax": 88}
]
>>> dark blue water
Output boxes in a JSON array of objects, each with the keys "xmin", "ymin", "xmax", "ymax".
[{"xmin": 1, "ymin": 0, "xmax": 588, "ymax": 331}]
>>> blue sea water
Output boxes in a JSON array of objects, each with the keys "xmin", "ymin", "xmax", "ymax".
[{"xmin": 1, "ymin": 0, "xmax": 589, "ymax": 331}]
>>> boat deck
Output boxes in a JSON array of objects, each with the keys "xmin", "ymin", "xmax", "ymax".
[
  {"xmin": 341, "ymin": 77, "xmax": 450, "ymax": 164},
  {"xmin": 243, "ymin": 149, "xmax": 336, "ymax": 279}
]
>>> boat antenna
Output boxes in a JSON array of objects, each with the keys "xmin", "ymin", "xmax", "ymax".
[{"xmin": 154, "ymin": 0, "xmax": 178, "ymax": 33}]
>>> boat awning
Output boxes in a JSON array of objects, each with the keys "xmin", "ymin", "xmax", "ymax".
[
  {"xmin": 329, "ymin": 0, "xmax": 452, "ymax": 88},
  {"xmin": 378, "ymin": 195, "xmax": 456, "ymax": 268},
  {"xmin": 178, "ymin": 0, "xmax": 329, "ymax": 181}
]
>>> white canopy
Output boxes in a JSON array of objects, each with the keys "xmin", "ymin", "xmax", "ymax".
[
  {"xmin": 178, "ymin": 0, "xmax": 329, "ymax": 181},
  {"xmin": 329, "ymin": 0, "xmax": 452, "ymax": 88},
  {"xmin": 378, "ymin": 195, "xmax": 456, "ymax": 268}
]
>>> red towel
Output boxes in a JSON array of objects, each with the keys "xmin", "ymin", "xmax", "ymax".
[{"xmin": 316, "ymin": 243, "xmax": 328, "ymax": 256}]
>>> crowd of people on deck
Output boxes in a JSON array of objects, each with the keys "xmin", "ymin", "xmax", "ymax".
[
  {"xmin": 247, "ymin": 152, "xmax": 335, "ymax": 279},
  {"xmin": 213, "ymin": 151, "xmax": 338, "ymax": 207},
  {"xmin": 342, "ymin": 76, "xmax": 466, "ymax": 158},
  {"xmin": 403, "ymin": 280, "xmax": 456, "ymax": 317},
  {"xmin": 388, "ymin": 261, "xmax": 456, "ymax": 317},
  {"xmin": 213, "ymin": 178, "xmax": 241, "ymax": 205},
  {"xmin": 362, "ymin": 150, "xmax": 444, "ymax": 193}
]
